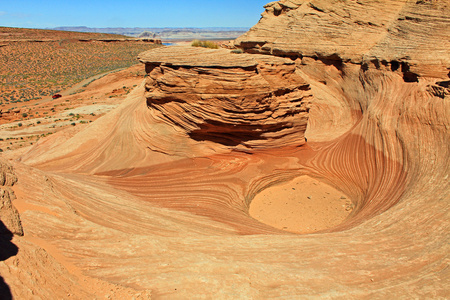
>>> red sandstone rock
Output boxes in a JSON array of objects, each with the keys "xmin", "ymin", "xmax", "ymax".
[{"xmin": 139, "ymin": 46, "xmax": 311, "ymax": 149}]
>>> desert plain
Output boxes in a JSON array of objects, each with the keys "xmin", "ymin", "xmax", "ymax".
[{"xmin": 0, "ymin": 0, "xmax": 449, "ymax": 299}]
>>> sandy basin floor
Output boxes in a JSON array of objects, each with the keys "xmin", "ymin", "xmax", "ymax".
[{"xmin": 249, "ymin": 175, "xmax": 353, "ymax": 234}]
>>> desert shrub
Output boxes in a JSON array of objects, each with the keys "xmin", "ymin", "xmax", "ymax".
[
  {"xmin": 231, "ymin": 49, "xmax": 244, "ymax": 54},
  {"xmin": 18, "ymin": 123, "xmax": 22, "ymax": 127},
  {"xmin": 71, "ymin": 122, "xmax": 76, "ymax": 126},
  {"xmin": 191, "ymin": 40, "xmax": 219, "ymax": 49},
  {"xmin": 0, "ymin": 40, "xmax": 162, "ymax": 103},
  {"xmin": 22, "ymin": 113, "xmax": 28, "ymax": 117}
]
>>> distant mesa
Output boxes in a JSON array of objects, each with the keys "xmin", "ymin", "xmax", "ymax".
[
  {"xmin": 50, "ymin": 26, "xmax": 250, "ymax": 41},
  {"xmin": 137, "ymin": 31, "xmax": 157, "ymax": 39}
]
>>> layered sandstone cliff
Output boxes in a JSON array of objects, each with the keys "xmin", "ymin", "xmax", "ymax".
[
  {"xmin": 236, "ymin": 0, "xmax": 450, "ymax": 77},
  {"xmin": 139, "ymin": 46, "xmax": 311, "ymax": 149}
]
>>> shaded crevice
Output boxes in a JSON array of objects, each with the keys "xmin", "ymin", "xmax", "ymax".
[
  {"xmin": 146, "ymin": 95, "xmax": 187, "ymax": 106},
  {"xmin": 308, "ymin": 3, "xmax": 326, "ymax": 13},
  {"xmin": 401, "ymin": 62, "xmax": 419, "ymax": 82},
  {"xmin": 427, "ymin": 84, "xmax": 449, "ymax": 99},
  {"xmin": 402, "ymin": 72, "xmax": 419, "ymax": 82},
  {"xmin": 391, "ymin": 61, "xmax": 400, "ymax": 71},
  {"xmin": 436, "ymin": 80, "xmax": 450, "ymax": 88},
  {"xmin": 310, "ymin": 54, "xmax": 345, "ymax": 72},
  {"xmin": 188, "ymin": 119, "xmax": 290, "ymax": 147},
  {"xmin": 0, "ymin": 221, "xmax": 17, "ymax": 300}
]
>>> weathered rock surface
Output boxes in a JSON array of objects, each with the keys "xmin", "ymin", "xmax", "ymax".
[
  {"xmin": 235, "ymin": 0, "xmax": 450, "ymax": 78},
  {"xmin": 139, "ymin": 46, "xmax": 311, "ymax": 149},
  {"xmin": 0, "ymin": 158, "xmax": 22, "ymax": 236},
  {"xmin": 0, "ymin": 0, "xmax": 449, "ymax": 299}
]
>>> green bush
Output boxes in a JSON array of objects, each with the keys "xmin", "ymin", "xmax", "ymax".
[
  {"xmin": 231, "ymin": 49, "xmax": 244, "ymax": 54},
  {"xmin": 18, "ymin": 123, "xmax": 22, "ymax": 127},
  {"xmin": 191, "ymin": 40, "xmax": 219, "ymax": 49}
]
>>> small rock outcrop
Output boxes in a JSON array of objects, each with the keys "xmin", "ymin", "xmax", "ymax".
[
  {"xmin": 139, "ymin": 46, "xmax": 311, "ymax": 149},
  {"xmin": 0, "ymin": 158, "xmax": 22, "ymax": 236}
]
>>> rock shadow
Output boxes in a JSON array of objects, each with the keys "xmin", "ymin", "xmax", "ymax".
[{"xmin": 0, "ymin": 220, "xmax": 18, "ymax": 300}]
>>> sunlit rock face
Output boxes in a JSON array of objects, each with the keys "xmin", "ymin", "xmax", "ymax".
[
  {"xmin": 235, "ymin": 0, "xmax": 450, "ymax": 78},
  {"xmin": 139, "ymin": 46, "xmax": 311, "ymax": 149},
  {"xmin": 0, "ymin": 158, "xmax": 22, "ymax": 236}
]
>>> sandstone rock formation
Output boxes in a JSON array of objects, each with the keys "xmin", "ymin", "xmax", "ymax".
[
  {"xmin": 236, "ymin": 0, "xmax": 450, "ymax": 78},
  {"xmin": 0, "ymin": 0, "xmax": 449, "ymax": 299},
  {"xmin": 0, "ymin": 158, "xmax": 22, "ymax": 236},
  {"xmin": 139, "ymin": 46, "xmax": 311, "ymax": 149}
]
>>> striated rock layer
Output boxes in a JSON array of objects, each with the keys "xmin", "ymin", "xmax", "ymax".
[
  {"xmin": 0, "ymin": 0, "xmax": 449, "ymax": 299},
  {"xmin": 235, "ymin": 0, "xmax": 450, "ymax": 78},
  {"xmin": 139, "ymin": 46, "xmax": 311, "ymax": 149}
]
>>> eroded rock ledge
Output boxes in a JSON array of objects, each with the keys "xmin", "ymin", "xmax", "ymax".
[
  {"xmin": 139, "ymin": 46, "xmax": 311, "ymax": 149},
  {"xmin": 236, "ymin": 0, "xmax": 450, "ymax": 80}
]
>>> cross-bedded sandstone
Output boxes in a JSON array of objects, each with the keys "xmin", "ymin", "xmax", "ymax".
[{"xmin": 139, "ymin": 46, "xmax": 311, "ymax": 149}]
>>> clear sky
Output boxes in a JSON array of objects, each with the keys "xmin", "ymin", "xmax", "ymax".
[{"xmin": 0, "ymin": 0, "xmax": 269, "ymax": 29}]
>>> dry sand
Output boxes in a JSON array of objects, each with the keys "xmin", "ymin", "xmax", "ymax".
[{"xmin": 249, "ymin": 175, "xmax": 353, "ymax": 233}]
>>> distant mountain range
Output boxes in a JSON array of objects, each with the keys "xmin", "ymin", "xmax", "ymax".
[{"xmin": 50, "ymin": 27, "xmax": 250, "ymax": 40}]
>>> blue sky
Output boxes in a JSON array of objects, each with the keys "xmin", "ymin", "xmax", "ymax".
[{"xmin": 0, "ymin": 0, "xmax": 269, "ymax": 28}]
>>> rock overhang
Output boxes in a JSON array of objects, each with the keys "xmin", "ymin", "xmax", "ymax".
[
  {"xmin": 138, "ymin": 45, "xmax": 295, "ymax": 68},
  {"xmin": 139, "ymin": 46, "xmax": 311, "ymax": 149}
]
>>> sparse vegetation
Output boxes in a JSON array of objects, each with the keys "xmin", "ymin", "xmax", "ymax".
[
  {"xmin": 0, "ymin": 30, "xmax": 162, "ymax": 103},
  {"xmin": 191, "ymin": 39, "xmax": 219, "ymax": 49},
  {"xmin": 231, "ymin": 49, "xmax": 244, "ymax": 54}
]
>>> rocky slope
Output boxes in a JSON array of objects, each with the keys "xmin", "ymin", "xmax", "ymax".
[{"xmin": 0, "ymin": 0, "xmax": 448, "ymax": 299}]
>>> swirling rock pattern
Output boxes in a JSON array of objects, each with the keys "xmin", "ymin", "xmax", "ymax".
[{"xmin": 1, "ymin": 0, "xmax": 449, "ymax": 299}]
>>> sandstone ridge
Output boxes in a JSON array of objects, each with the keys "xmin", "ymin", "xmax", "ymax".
[{"xmin": 236, "ymin": 0, "xmax": 450, "ymax": 79}]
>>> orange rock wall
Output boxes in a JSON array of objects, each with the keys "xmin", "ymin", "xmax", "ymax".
[{"xmin": 141, "ymin": 47, "xmax": 311, "ymax": 149}]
